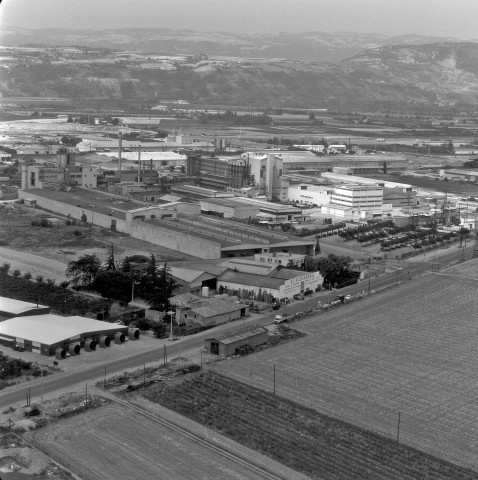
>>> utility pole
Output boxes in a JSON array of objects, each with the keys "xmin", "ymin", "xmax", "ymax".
[
  {"xmin": 273, "ymin": 364, "xmax": 276, "ymax": 395},
  {"xmin": 397, "ymin": 411, "xmax": 401, "ymax": 443}
]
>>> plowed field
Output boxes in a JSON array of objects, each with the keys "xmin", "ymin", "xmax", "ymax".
[
  {"xmin": 214, "ymin": 264, "xmax": 478, "ymax": 470},
  {"xmin": 32, "ymin": 403, "xmax": 290, "ymax": 480}
]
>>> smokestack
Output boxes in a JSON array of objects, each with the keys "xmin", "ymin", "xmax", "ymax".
[{"xmin": 118, "ymin": 132, "xmax": 122, "ymax": 173}]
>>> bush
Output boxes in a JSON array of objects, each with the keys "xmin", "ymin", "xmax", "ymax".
[
  {"xmin": 12, "ymin": 269, "xmax": 21, "ymax": 278},
  {"xmin": 23, "ymin": 272, "xmax": 32, "ymax": 281},
  {"xmin": 0, "ymin": 262, "xmax": 11, "ymax": 275}
]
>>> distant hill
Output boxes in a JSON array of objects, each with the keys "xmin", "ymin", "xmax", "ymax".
[
  {"xmin": 2, "ymin": 36, "xmax": 478, "ymax": 110},
  {"xmin": 0, "ymin": 27, "xmax": 468, "ymax": 62}
]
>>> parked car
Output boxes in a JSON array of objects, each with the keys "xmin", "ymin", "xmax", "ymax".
[{"xmin": 293, "ymin": 294, "xmax": 305, "ymax": 301}]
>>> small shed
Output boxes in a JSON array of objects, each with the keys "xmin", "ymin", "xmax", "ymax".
[{"xmin": 204, "ymin": 326, "xmax": 268, "ymax": 357}]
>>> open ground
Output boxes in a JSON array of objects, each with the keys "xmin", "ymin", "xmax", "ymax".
[
  {"xmin": 30, "ymin": 399, "xmax": 309, "ymax": 480},
  {"xmin": 213, "ymin": 259, "xmax": 478, "ymax": 470},
  {"xmin": 0, "ymin": 203, "xmax": 196, "ymax": 279}
]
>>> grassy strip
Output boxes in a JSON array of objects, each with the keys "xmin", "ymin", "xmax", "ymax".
[{"xmin": 141, "ymin": 371, "xmax": 478, "ymax": 480}]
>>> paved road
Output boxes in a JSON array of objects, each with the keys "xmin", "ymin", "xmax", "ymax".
[{"xmin": 0, "ymin": 246, "xmax": 68, "ymax": 282}]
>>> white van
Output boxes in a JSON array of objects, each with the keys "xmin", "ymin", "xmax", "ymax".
[{"xmin": 274, "ymin": 315, "xmax": 289, "ymax": 324}]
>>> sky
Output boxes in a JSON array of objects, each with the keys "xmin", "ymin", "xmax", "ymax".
[{"xmin": 1, "ymin": 0, "xmax": 478, "ymax": 39}]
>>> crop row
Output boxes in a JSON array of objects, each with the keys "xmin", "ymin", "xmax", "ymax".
[{"xmin": 142, "ymin": 371, "xmax": 478, "ymax": 480}]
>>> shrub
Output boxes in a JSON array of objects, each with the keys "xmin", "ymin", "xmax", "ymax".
[
  {"xmin": 12, "ymin": 269, "xmax": 21, "ymax": 278},
  {"xmin": 23, "ymin": 272, "xmax": 32, "ymax": 281},
  {"xmin": 0, "ymin": 262, "xmax": 11, "ymax": 275}
]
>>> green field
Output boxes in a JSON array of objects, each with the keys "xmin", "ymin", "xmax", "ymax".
[{"xmin": 214, "ymin": 260, "xmax": 478, "ymax": 470}]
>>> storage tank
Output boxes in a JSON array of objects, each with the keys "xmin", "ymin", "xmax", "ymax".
[
  {"xmin": 55, "ymin": 347, "xmax": 66, "ymax": 359},
  {"xmin": 128, "ymin": 328, "xmax": 140, "ymax": 340},
  {"xmin": 201, "ymin": 286, "xmax": 209, "ymax": 297},
  {"xmin": 99, "ymin": 336, "xmax": 111, "ymax": 348},
  {"xmin": 115, "ymin": 332, "xmax": 126, "ymax": 344},
  {"xmin": 84, "ymin": 339, "xmax": 96, "ymax": 352},
  {"xmin": 68, "ymin": 343, "xmax": 81, "ymax": 355}
]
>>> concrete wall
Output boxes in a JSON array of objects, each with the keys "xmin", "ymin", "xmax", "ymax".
[{"xmin": 130, "ymin": 221, "xmax": 222, "ymax": 259}]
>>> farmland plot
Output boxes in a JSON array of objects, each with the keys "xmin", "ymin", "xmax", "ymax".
[
  {"xmin": 214, "ymin": 269, "xmax": 478, "ymax": 469},
  {"xmin": 141, "ymin": 371, "xmax": 478, "ymax": 480},
  {"xmin": 32, "ymin": 403, "xmax": 282, "ymax": 480}
]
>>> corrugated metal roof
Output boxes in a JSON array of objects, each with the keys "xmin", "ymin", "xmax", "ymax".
[
  {"xmin": 190, "ymin": 298, "xmax": 245, "ymax": 318},
  {"xmin": 208, "ymin": 326, "xmax": 267, "ymax": 345},
  {"xmin": 218, "ymin": 270, "xmax": 284, "ymax": 289},
  {"xmin": 0, "ymin": 314, "xmax": 128, "ymax": 345},
  {"xmin": 0, "ymin": 296, "xmax": 49, "ymax": 315}
]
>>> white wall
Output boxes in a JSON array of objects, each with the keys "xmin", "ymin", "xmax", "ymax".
[{"xmin": 288, "ymin": 185, "xmax": 332, "ymax": 206}]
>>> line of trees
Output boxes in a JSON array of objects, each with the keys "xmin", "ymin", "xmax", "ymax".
[{"xmin": 65, "ymin": 246, "xmax": 177, "ymax": 311}]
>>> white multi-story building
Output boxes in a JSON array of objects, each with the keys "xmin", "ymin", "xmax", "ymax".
[
  {"xmin": 288, "ymin": 184, "xmax": 333, "ymax": 206},
  {"xmin": 321, "ymin": 184, "xmax": 384, "ymax": 219}
]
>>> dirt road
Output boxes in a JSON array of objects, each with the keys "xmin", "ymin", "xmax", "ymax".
[{"xmin": 0, "ymin": 246, "xmax": 68, "ymax": 282}]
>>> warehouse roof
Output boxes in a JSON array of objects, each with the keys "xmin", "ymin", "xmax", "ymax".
[
  {"xmin": 0, "ymin": 296, "xmax": 49, "ymax": 315},
  {"xmin": 218, "ymin": 270, "xmax": 284, "ymax": 289},
  {"xmin": 0, "ymin": 314, "xmax": 128, "ymax": 345},
  {"xmin": 207, "ymin": 325, "xmax": 267, "ymax": 345},
  {"xmin": 190, "ymin": 298, "xmax": 245, "ymax": 318}
]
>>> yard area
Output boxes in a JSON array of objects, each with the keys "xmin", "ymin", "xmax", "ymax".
[
  {"xmin": 0, "ymin": 202, "xmax": 195, "ymax": 265},
  {"xmin": 213, "ymin": 260, "xmax": 478, "ymax": 470}
]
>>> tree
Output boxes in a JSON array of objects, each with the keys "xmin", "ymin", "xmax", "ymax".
[
  {"xmin": 66, "ymin": 254, "xmax": 101, "ymax": 289},
  {"xmin": 315, "ymin": 239, "xmax": 321, "ymax": 254},
  {"xmin": 316, "ymin": 254, "xmax": 357, "ymax": 288},
  {"xmin": 0, "ymin": 262, "xmax": 11, "ymax": 276},
  {"xmin": 104, "ymin": 244, "xmax": 116, "ymax": 271},
  {"xmin": 141, "ymin": 256, "xmax": 178, "ymax": 311},
  {"xmin": 93, "ymin": 270, "xmax": 133, "ymax": 306}
]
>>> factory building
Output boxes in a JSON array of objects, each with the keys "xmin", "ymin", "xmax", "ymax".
[
  {"xmin": 0, "ymin": 313, "xmax": 134, "ymax": 357},
  {"xmin": 243, "ymin": 151, "xmax": 409, "ymax": 173},
  {"xmin": 218, "ymin": 265, "xmax": 323, "ymax": 302},
  {"xmin": 288, "ymin": 184, "xmax": 333, "ymax": 206},
  {"xmin": 21, "ymin": 151, "xmax": 98, "ymax": 190},
  {"xmin": 187, "ymin": 155, "xmax": 251, "ymax": 190},
  {"xmin": 18, "ymin": 188, "xmax": 313, "ymax": 259}
]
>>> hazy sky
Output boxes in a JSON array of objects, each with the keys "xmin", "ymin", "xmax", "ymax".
[{"xmin": 1, "ymin": 0, "xmax": 477, "ymax": 39}]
